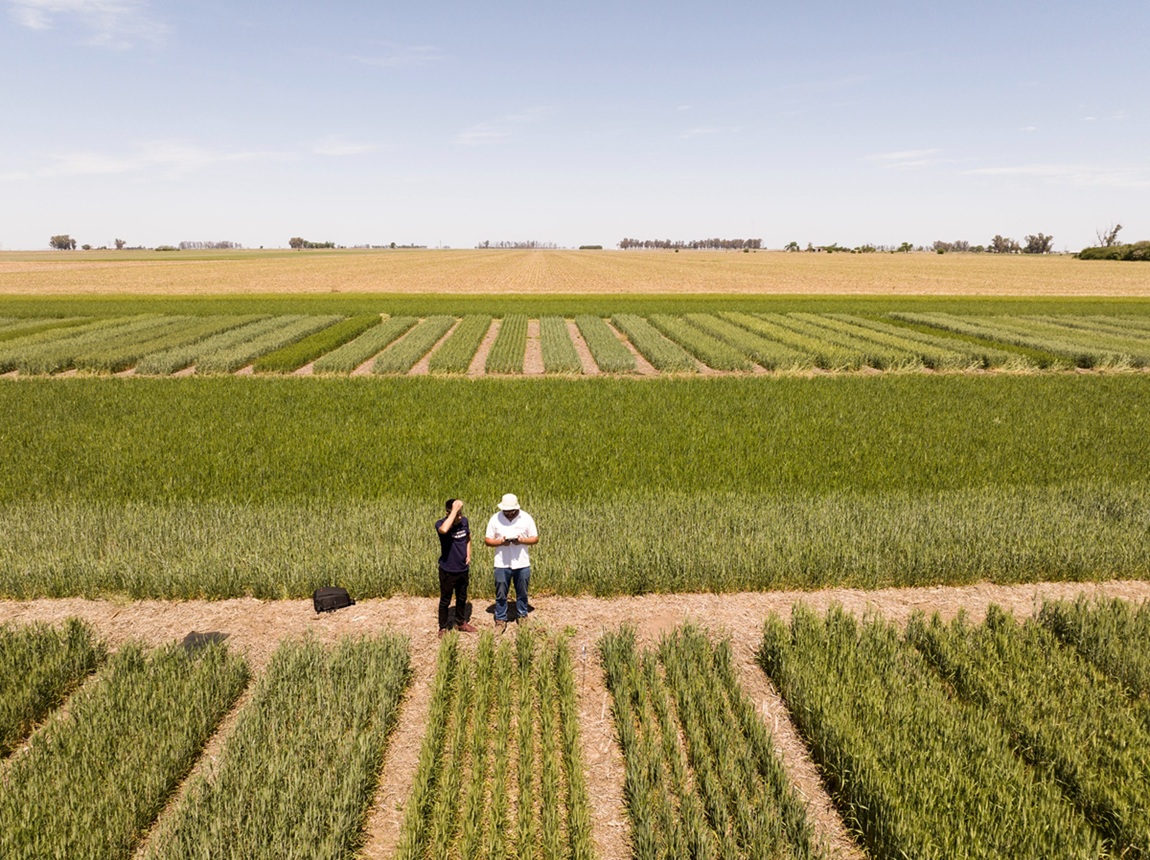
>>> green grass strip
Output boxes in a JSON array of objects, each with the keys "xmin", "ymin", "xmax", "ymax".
[
  {"xmin": 909, "ymin": 607, "xmax": 1150, "ymax": 856},
  {"xmin": 722, "ymin": 311, "xmax": 860, "ymax": 369},
  {"xmin": 0, "ymin": 619, "xmax": 105, "ymax": 757},
  {"xmin": 373, "ymin": 315, "xmax": 455, "ymax": 374},
  {"xmin": 540, "ymin": 316, "xmax": 582, "ymax": 373},
  {"xmin": 762, "ymin": 606, "xmax": 1101, "ymax": 859},
  {"xmin": 0, "ymin": 641, "xmax": 249, "ymax": 860},
  {"xmin": 251, "ymin": 313, "xmax": 380, "ymax": 373},
  {"xmin": 395, "ymin": 635, "xmax": 459, "ymax": 860},
  {"xmin": 688, "ymin": 313, "xmax": 811, "ymax": 370},
  {"xmin": 0, "ymin": 317, "xmax": 88, "ymax": 345},
  {"xmin": 611, "ymin": 314, "xmax": 696, "ymax": 371},
  {"xmin": 147, "ymin": 633, "xmax": 409, "ymax": 860},
  {"xmin": 74, "ymin": 316, "xmax": 260, "ymax": 374},
  {"xmin": 1040, "ymin": 597, "xmax": 1150, "ymax": 709},
  {"xmin": 133, "ymin": 316, "xmax": 274, "ymax": 374},
  {"xmin": 574, "ymin": 315, "xmax": 635, "ymax": 372},
  {"xmin": 486, "ymin": 313, "xmax": 528, "ymax": 374},
  {"xmin": 196, "ymin": 315, "xmax": 344, "ymax": 373},
  {"xmin": 427, "ymin": 314, "xmax": 491, "ymax": 373},
  {"xmin": 833, "ymin": 314, "xmax": 1026, "ymax": 369},
  {"xmin": 311, "ymin": 315, "xmax": 418, "ymax": 373},
  {"xmin": 648, "ymin": 314, "xmax": 754, "ymax": 371}
]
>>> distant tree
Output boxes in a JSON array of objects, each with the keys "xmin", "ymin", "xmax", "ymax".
[
  {"xmin": 80, "ymin": 244, "xmax": 92, "ymax": 251},
  {"xmin": 897, "ymin": 241, "xmax": 913, "ymax": 253},
  {"xmin": 989, "ymin": 235, "xmax": 1021, "ymax": 254},
  {"xmin": 49, "ymin": 234, "xmax": 77, "ymax": 250},
  {"xmin": 1023, "ymin": 233, "xmax": 1054, "ymax": 254},
  {"xmin": 783, "ymin": 241, "xmax": 800, "ymax": 252},
  {"xmin": 1096, "ymin": 223, "xmax": 1123, "ymax": 247},
  {"xmin": 114, "ymin": 238, "xmax": 126, "ymax": 250},
  {"xmin": 289, "ymin": 237, "xmax": 305, "ymax": 249}
]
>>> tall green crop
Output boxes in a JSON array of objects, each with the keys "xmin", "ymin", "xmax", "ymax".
[
  {"xmin": 373, "ymin": 316, "xmax": 454, "ymax": 373},
  {"xmin": 540, "ymin": 316, "xmax": 582, "ymax": 373},
  {"xmin": 611, "ymin": 314, "xmax": 697, "ymax": 371},
  {"xmin": 427, "ymin": 314, "xmax": 491, "ymax": 373},
  {"xmin": 574, "ymin": 315, "xmax": 635, "ymax": 372},
  {"xmin": 0, "ymin": 619, "xmax": 105, "ymax": 756},
  {"xmin": 908, "ymin": 606, "xmax": 1150, "ymax": 857},
  {"xmin": 0, "ymin": 641, "xmax": 249, "ymax": 860},
  {"xmin": 486, "ymin": 314, "xmax": 528, "ymax": 374},
  {"xmin": 311, "ymin": 315, "xmax": 417, "ymax": 373},
  {"xmin": 148, "ymin": 633, "xmax": 409, "ymax": 860},
  {"xmin": 761, "ymin": 606, "xmax": 1101, "ymax": 859}
]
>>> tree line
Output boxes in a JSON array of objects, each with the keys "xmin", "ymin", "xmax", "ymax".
[{"xmin": 618, "ymin": 238, "xmax": 763, "ymax": 250}]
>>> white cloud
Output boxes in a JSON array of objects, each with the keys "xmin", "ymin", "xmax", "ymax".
[
  {"xmin": 867, "ymin": 148, "xmax": 947, "ymax": 169},
  {"xmin": 352, "ymin": 42, "xmax": 443, "ymax": 68},
  {"xmin": 312, "ymin": 136, "xmax": 378, "ymax": 157},
  {"xmin": 454, "ymin": 107, "xmax": 553, "ymax": 147},
  {"xmin": 8, "ymin": 0, "xmax": 169, "ymax": 48},
  {"xmin": 963, "ymin": 163, "xmax": 1150, "ymax": 188},
  {"xmin": 0, "ymin": 140, "xmax": 293, "ymax": 181}
]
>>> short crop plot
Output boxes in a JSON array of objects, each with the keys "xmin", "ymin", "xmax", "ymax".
[
  {"xmin": 428, "ymin": 314, "xmax": 491, "ymax": 373},
  {"xmin": 602, "ymin": 624, "xmax": 821, "ymax": 860},
  {"xmin": 486, "ymin": 313, "xmax": 529, "ymax": 373},
  {"xmin": 574, "ymin": 315, "xmax": 635, "ymax": 372},
  {"xmin": 373, "ymin": 315, "xmax": 455, "ymax": 373},
  {"xmin": 145, "ymin": 633, "xmax": 409, "ymax": 860},
  {"xmin": 195, "ymin": 315, "xmax": 343, "ymax": 373},
  {"xmin": 311, "ymin": 314, "xmax": 418, "ymax": 373},
  {"xmin": 396, "ymin": 628, "xmax": 593, "ymax": 860},
  {"xmin": 0, "ymin": 619, "xmax": 105, "ymax": 757},
  {"xmin": 648, "ymin": 314, "xmax": 754, "ymax": 371},
  {"xmin": 540, "ymin": 316, "xmax": 582, "ymax": 373},
  {"xmin": 0, "ymin": 640, "xmax": 249, "ymax": 860},
  {"xmin": 909, "ymin": 606, "xmax": 1150, "ymax": 857},
  {"xmin": 685, "ymin": 313, "xmax": 811, "ymax": 370},
  {"xmin": 252, "ymin": 312, "xmax": 381, "ymax": 373},
  {"xmin": 760, "ymin": 606, "xmax": 1101, "ymax": 859},
  {"xmin": 611, "ymin": 314, "xmax": 696, "ymax": 371}
]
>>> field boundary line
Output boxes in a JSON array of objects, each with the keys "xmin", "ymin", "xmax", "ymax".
[
  {"xmin": 410, "ymin": 317, "xmax": 460, "ymax": 376},
  {"xmin": 606, "ymin": 319, "xmax": 657, "ymax": 375},
  {"xmin": 567, "ymin": 319, "xmax": 600, "ymax": 375},
  {"xmin": 130, "ymin": 678, "xmax": 258, "ymax": 860},
  {"xmin": 524, "ymin": 318, "xmax": 544, "ymax": 375},
  {"xmin": 468, "ymin": 317, "xmax": 501, "ymax": 377}
]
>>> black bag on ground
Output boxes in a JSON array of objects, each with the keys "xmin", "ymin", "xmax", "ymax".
[{"xmin": 312, "ymin": 586, "xmax": 355, "ymax": 613}]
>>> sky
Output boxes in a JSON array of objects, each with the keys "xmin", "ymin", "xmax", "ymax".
[{"xmin": 1, "ymin": 0, "xmax": 1147, "ymax": 252}]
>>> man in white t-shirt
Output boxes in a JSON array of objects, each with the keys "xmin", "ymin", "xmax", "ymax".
[{"xmin": 484, "ymin": 493, "xmax": 538, "ymax": 633}]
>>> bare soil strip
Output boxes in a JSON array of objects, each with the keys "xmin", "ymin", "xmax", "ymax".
[
  {"xmin": 524, "ymin": 318, "xmax": 544, "ymax": 375},
  {"xmin": 607, "ymin": 320, "xmax": 658, "ymax": 375},
  {"xmin": 3, "ymin": 580, "xmax": 1148, "ymax": 860},
  {"xmin": 567, "ymin": 319, "xmax": 600, "ymax": 375},
  {"xmin": 409, "ymin": 317, "xmax": 461, "ymax": 376},
  {"xmin": 468, "ymin": 317, "xmax": 501, "ymax": 377}
]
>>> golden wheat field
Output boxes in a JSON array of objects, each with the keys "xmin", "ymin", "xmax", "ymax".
[{"xmin": 2, "ymin": 248, "xmax": 1149, "ymax": 296}]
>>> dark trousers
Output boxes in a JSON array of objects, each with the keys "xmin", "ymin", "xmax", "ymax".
[{"xmin": 438, "ymin": 568, "xmax": 469, "ymax": 629}]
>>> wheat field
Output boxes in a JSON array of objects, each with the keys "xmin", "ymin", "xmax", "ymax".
[{"xmin": 2, "ymin": 248, "xmax": 1149, "ymax": 296}]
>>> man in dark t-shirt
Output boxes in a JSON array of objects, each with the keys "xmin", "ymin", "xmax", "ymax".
[{"xmin": 436, "ymin": 498, "xmax": 477, "ymax": 638}]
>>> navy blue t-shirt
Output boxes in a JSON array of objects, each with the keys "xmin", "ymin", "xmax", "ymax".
[{"xmin": 436, "ymin": 515, "xmax": 470, "ymax": 573}]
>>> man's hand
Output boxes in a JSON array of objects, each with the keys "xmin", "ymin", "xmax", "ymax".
[{"xmin": 451, "ymin": 500, "xmax": 463, "ymax": 513}]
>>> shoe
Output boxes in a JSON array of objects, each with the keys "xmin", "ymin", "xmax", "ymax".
[
  {"xmin": 457, "ymin": 622, "xmax": 478, "ymax": 633},
  {"xmin": 438, "ymin": 628, "xmax": 446, "ymax": 640},
  {"xmin": 495, "ymin": 620, "xmax": 507, "ymax": 634}
]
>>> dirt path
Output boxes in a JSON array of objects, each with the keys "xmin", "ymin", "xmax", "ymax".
[
  {"xmin": 567, "ymin": 319, "xmax": 600, "ymax": 375},
  {"xmin": 469, "ymin": 318, "xmax": 501, "ymax": 376},
  {"xmin": 4, "ymin": 580, "xmax": 1148, "ymax": 860}
]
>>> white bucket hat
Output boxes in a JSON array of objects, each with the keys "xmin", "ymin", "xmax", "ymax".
[{"xmin": 498, "ymin": 493, "xmax": 520, "ymax": 511}]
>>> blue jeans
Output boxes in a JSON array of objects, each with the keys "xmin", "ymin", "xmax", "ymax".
[{"xmin": 494, "ymin": 566, "xmax": 530, "ymax": 622}]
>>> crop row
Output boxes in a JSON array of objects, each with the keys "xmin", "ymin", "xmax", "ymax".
[
  {"xmin": 0, "ymin": 626, "xmax": 409, "ymax": 860},
  {"xmin": 2, "ymin": 312, "xmax": 1149, "ymax": 375},
  {"xmin": 0, "ymin": 638, "xmax": 249, "ymax": 860},
  {"xmin": 145, "ymin": 632, "xmax": 410, "ymax": 860},
  {"xmin": 761, "ymin": 599, "xmax": 1150, "ymax": 859},
  {"xmin": 396, "ymin": 628, "xmax": 594, "ymax": 860},
  {"xmin": 0, "ymin": 619, "xmax": 105, "ymax": 756},
  {"xmin": 601, "ymin": 625, "xmax": 820, "ymax": 860}
]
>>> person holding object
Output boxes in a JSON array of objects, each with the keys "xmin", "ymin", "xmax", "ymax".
[
  {"xmin": 436, "ymin": 498, "xmax": 477, "ymax": 639},
  {"xmin": 484, "ymin": 493, "xmax": 538, "ymax": 633}
]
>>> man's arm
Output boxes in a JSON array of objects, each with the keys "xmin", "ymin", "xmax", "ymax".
[
  {"xmin": 438, "ymin": 500, "xmax": 463, "ymax": 534},
  {"xmin": 465, "ymin": 537, "xmax": 472, "ymax": 566}
]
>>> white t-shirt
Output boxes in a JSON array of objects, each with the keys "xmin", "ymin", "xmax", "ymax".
[{"xmin": 485, "ymin": 511, "xmax": 538, "ymax": 569}]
